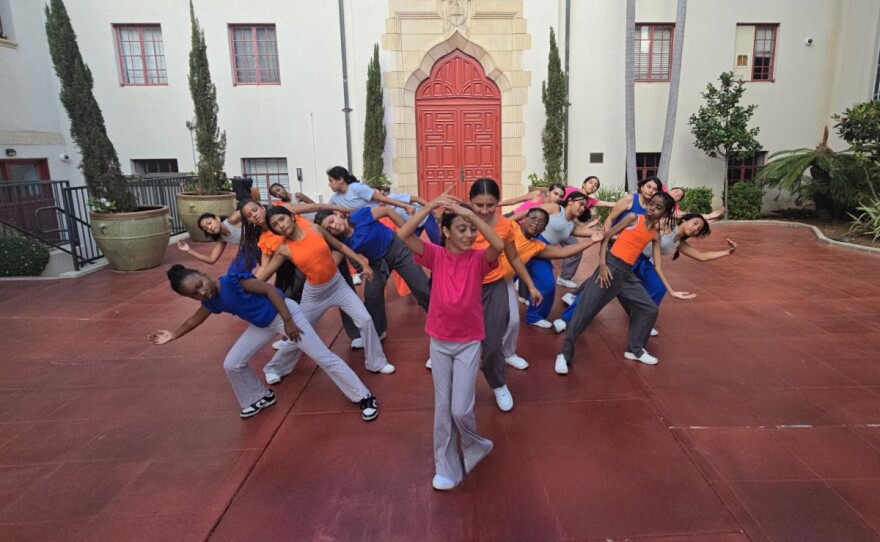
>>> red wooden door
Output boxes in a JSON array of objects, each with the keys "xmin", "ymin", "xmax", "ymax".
[
  {"xmin": 416, "ymin": 51, "xmax": 501, "ymax": 201},
  {"xmin": 0, "ymin": 159, "xmax": 59, "ymax": 241}
]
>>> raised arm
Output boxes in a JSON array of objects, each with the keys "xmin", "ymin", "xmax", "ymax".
[
  {"xmin": 177, "ymin": 239, "xmax": 228, "ymax": 264},
  {"xmin": 281, "ymin": 202, "xmax": 352, "ymax": 215},
  {"xmin": 537, "ymin": 231, "xmax": 604, "ymax": 259},
  {"xmin": 148, "ymin": 306, "xmax": 212, "ymax": 345},
  {"xmin": 314, "ymin": 225, "xmax": 374, "ymax": 281},
  {"xmin": 371, "ymin": 206, "xmax": 405, "ymax": 228},
  {"xmin": 370, "ymin": 190, "xmax": 415, "ymax": 215},
  {"xmin": 677, "ymin": 238, "xmax": 737, "ymax": 262},
  {"xmin": 409, "ymin": 195, "xmax": 430, "ymax": 206},
  {"xmin": 652, "ymin": 235, "xmax": 695, "ymax": 300},
  {"xmin": 256, "ymin": 251, "xmax": 286, "ymax": 282},
  {"xmin": 603, "ymin": 194, "xmax": 634, "ymax": 232},
  {"xmin": 240, "ymin": 277, "xmax": 301, "ymax": 341},
  {"xmin": 294, "ymin": 192, "xmax": 315, "ymax": 204},
  {"xmin": 500, "ymin": 189, "xmax": 543, "ymax": 207},
  {"xmin": 571, "ymin": 219, "xmax": 601, "ymax": 236},
  {"xmin": 445, "ymin": 202, "xmax": 504, "ymax": 261}
]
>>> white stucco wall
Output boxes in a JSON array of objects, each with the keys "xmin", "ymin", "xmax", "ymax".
[{"xmin": 2, "ymin": 0, "xmax": 878, "ymax": 212}]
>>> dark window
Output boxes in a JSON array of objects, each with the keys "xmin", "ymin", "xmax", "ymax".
[
  {"xmin": 727, "ymin": 152, "xmax": 766, "ymax": 185},
  {"xmin": 242, "ymin": 158, "xmax": 288, "ymax": 200},
  {"xmin": 133, "ymin": 159, "xmax": 179, "ymax": 176},
  {"xmin": 589, "ymin": 153, "xmax": 604, "ymax": 164},
  {"xmin": 636, "ymin": 153, "xmax": 661, "ymax": 181}
]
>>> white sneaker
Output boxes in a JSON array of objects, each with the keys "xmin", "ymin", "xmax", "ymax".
[
  {"xmin": 552, "ymin": 319, "xmax": 567, "ymax": 334},
  {"xmin": 493, "ymin": 385, "xmax": 514, "ymax": 411},
  {"xmin": 624, "ymin": 350, "xmax": 659, "ymax": 365},
  {"xmin": 351, "ymin": 337, "xmax": 364, "ymax": 349},
  {"xmin": 562, "ymin": 292, "xmax": 577, "ymax": 306},
  {"xmin": 556, "ymin": 277, "xmax": 577, "ymax": 289},
  {"xmin": 505, "ymin": 354, "xmax": 529, "ymax": 370},
  {"xmin": 650, "ymin": 328, "xmax": 659, "ymax": 337},
  {"xmin": 374, "ymin": 363, "xmax": 396, "ymax": 374},
  {"xmin": 272, "ymin": 339, "xmax": 288, "ymax": 350},
  {"xmin": 425, "ymin": 358, "xmax": 432, "ymax": 370},
  {"xmin": 265, "ymin": 372, "xmax": 282, "ymax": 385},
  {"xmin": 518, "ymin": 296, "xmax": 529, "ymax": 305},
  {"xmin": 432, "ymin": 474, "xmax": 456, "ymax": 491},
  {"xmin": 352, "ymin": 274, "xmax": 363, "ymax": 285},
  {"xmin": 554, "ymin": 354, "xmax": 569, "ymax": 375},
  {"xmin": 529, "ymin": 319, "xmax": 552, "ymax": 329}
]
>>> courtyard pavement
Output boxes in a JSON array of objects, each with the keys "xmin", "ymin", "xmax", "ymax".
[{"xmin": 1, "ymin": 223, "xmax": 880, "ymax": 541}]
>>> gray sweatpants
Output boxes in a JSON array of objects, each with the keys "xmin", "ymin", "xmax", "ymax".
[
  {"xmin": 363, "ymin": 236, "xmax": 431, "ymax": 335},
  {"xmin": 500, "ymin": 279, "xmax": 520, "ymax": 359},
  {"xmin": 266, "ymin": 271, "xmax": 389, "ymax": 373},
  {"xmin": 560, "ymin": 253, "xmax": 658, "ymax": 363},
  {"xmin": 226, "ymin": 299, "xmax": 369, "ymax": 408},
  {"xmin": 480, "ymin": 278, "xmax": 517, "ymax": 389},
  {"xmin": 430, "ymin": 338, "xmax": 493, "ymax": 485},
  {"xmin": 559, "ymin": 234, "xmax": 582, "ymax": 280}
]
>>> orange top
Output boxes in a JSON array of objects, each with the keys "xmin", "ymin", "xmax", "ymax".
[
  {"xmin": 283, "ymin": 219, "xmax": 337, "ymax": 285},
  {"xmin": 473, "ymin": 214, "xmax": 516, "ymax": 284},
  {"xmin": 610, "ymin": 215, "xmax": 656, "ymax": 265},
  {"xmin": 497, "ymin": 226, "xmax": 546, "ymax": 281}
]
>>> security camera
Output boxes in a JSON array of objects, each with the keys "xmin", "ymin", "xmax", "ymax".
[
  {"xmin": 59, "ymin": 153, "xmax": 70, "ymax": 161},
  {"xmin": 805, "ymin": 37, "xmax": 813, "ymax": 46}
]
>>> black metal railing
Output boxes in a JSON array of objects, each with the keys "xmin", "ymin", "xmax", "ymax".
[{"xmin": 0, "ymin": 176, "xmax": 192, "ymax": 272}]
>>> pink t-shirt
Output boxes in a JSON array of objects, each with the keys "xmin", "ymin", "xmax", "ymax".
[
  {"xmin": 513, "ymin": 199, "xmax": 542, "ymax": 215},
  {"xmin": 414, "ymin": 241, "xmax": 498, "ymax": 343}
]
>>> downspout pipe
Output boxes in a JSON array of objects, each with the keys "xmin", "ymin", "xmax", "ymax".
[
  {"xmin": 338, "ymin": 0, "xmax": 353, "ymax": 172},
  {"xmin": 563, "ymin": 0, "xmax": 571, "ymax": 180}
]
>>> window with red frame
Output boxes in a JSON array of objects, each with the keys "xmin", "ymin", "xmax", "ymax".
[
  {"xmin": 114, "ymin": 25, "xmax": 167, "ymax": 85},
  {"xmin": 634, "ymin": 24, "xmax": 673, "ymax": 82},
  {"xmin": 132, "ymin": 159, "xmax": 178, "ymax": 176},
  {"xmin": 636, "ymin": 153, "xmax": 662, "ymax": 181},
  {"xmin": 230, "ymin": 25, "xmax": 280, "ymax": 85},
  {"xmin": 752, "ymin": 25, "xmax": 777, "ymax": 81},
  {"xmin": 243, "ymin": 158, "xmax": 288, "ymax": 200},
  {"xmin": 727, "ymin": 152, "xmax": 766, "ymax": 185}
]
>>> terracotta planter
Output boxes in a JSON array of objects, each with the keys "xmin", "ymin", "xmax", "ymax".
[
  {"xmin": 175, "ymin": 191, "xmax": 236, "ymax": 242},
  {"xmin": 90, "ymin": 206, "xmax": 171, "ymax": 271}
]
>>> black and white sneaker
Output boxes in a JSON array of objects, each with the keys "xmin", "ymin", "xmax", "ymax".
[
  {"xmin": 359, "ymin": 394, "xmax": 379, "ymax": 422},
  {"xmin": 240, "ymin": 391, "xmax": 277, "ymax": 418}
]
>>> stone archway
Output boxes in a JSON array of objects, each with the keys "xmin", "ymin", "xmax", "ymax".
[{"xmin": 381, "ymin": 3, "xmax": 531, "ymax": 199}]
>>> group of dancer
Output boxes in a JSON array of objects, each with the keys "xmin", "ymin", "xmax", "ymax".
[{"xmin": 150, "ymin": 167, "xmax": 737, "ymax": 491}]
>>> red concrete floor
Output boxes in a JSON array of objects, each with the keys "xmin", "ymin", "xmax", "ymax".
[{"xmin": 1, "ymin": 223, "xmax": 880, "ymax": 541}]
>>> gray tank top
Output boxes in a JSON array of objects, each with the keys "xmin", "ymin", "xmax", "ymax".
[
  {"xmin": 642, "ymin": 226, "xmax": 679, "ymax": 258},
  {"xmin": 541, "ymin": 208, "xmax": 574, "ymax": 245},
  {"xmin": 222, "ymin": 218, "xmax": 242, "ymax": 245}
]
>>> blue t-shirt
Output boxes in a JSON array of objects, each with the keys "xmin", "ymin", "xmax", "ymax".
[
  {"xmin": 329, "ymin": 182, "xmax": 377, "ymax": 210},
  {"xmin": 345, "ymin": 207, "xmax": 394, "ymax": 261},
  {"xmin": 201, "ymin": 273, "xmax": 282, "ymax": 328}
]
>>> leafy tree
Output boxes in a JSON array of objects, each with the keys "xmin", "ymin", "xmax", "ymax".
[
  {"xmin": 542, "ymin": 27, "xmax": 566, "ymax": 184},
  {"xmin": 688, "ymin": 71, "xmax": 762, "ymax": 215},
  {"xmin": 188, "ymin": 0, "xmax": 227, "ymax": 194},
  {"xmin": 834, "ymin": 99, "xmax": 880, "ymax": 163},
  {"xmin": 362, "ymin": 44, "xmax": 387, "ymax": 187},
  {"xmin": 44, "ymin": 0, "xmax": 137, "ymax": 212}
]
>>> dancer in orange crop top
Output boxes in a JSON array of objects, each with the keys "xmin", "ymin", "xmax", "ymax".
[
  {"xmin": 256, "ymin": 206, "xmax": 395, "ymax": 376},
  {"xmin": 554, "ymin": 192, "xmax": 695, "ymax": 375}
]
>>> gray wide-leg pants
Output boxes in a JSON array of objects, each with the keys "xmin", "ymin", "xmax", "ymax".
[
  {"xmin": 500, "ymin": 279, "xmax": 521, "ymax": 359},
  {"xmin": 559, "ymin": 234, "xmax": 583, "ymax": 280},
  {"xmin": 430, "ymin": 338, "xmax": 493, "ymax": 485},
  {"xmin": 363, "ymin": 236, "xmax": 431, "ymax": 335},
  {"xmin": 480, "ymin": 279, "xmax": 513, "ymax": 389},
  {"xmin": 226, "ymin": 299, "xmax": 369, "ymax": 408},
  {"xmin": 559, "ymin": 254, "xmax": 658, "ymax": 364}
]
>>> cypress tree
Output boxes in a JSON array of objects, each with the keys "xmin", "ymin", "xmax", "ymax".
[
  {"xmin": 362, "ymin": 44, "xmax": 387, "ymax": 186},
  {"xmin": 188, "ymin": 0, "xmax": 227, "ymax": 194},
  {"xmin": 44, "ymin": 0, "xmax": 137, "ymax": 212},
  {"xmin": 542, "ymin": 27, "xmax": 567, "ymax": 185}
]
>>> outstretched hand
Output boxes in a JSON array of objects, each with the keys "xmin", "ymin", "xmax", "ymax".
[
  {"xmin": 148, "ymin": 330, "xmax": 174, "ymax": 345},
  {"xmin": 670, "ymin": 291, "xmax": 697, "ymax": 300},
  {"xmin": 590, "ymin": 231, "xmax": 604, "ymax": 243},
  {"xmin": 597, "ymin": 264, "xmax": 612, "ymax": 288},
  {"xmin": 726, "ymin": 238, "xmax": 737, "ymax": 253},
  {"xmin": 283, "ymin": 320, "xmax": 302, "ymax": 343},
  {"xmin": 176, "ymin": 240, "xmax": 191, "ymax": 252}
]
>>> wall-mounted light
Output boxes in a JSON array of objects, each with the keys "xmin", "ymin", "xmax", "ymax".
[{"xmin": 4, "ymin": 148, "xmax": 16, "ymax": 157}]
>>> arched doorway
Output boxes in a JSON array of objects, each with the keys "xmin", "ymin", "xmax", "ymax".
[{"xmin": 416, "ymin": 50, "xmax": 501, "ymax": 200}]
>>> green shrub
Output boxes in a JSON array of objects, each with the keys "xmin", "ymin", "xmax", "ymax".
[
  {"xmin": 679, "ymin": 186, "xmax": 713, "ymax": 214},
  {"xmin": 849, "ymin": 199, "xmax": 880, "ymax": 241},
  {"xmin": 526, "ymin": 172, "xmax": 555, "ymax": 189},
  {"xmin": 594, "ymin": 185, "xmax": 627, "ymax": 222},
  {"xmin": 727, "ymin": 181, "xmax": 763, "ymax": 220},
  {"xmin": 0, "ymin": 235, "xmax": 51, "ymax": 277}
]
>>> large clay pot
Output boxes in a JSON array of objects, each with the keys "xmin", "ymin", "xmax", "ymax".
[
  {"xmin": 90, "ymin": 206, "xmax": 171, "ymax": 271},
  {"xmin": 175, "ymin": 191, "xmax": 236, "ymax": 242}
]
